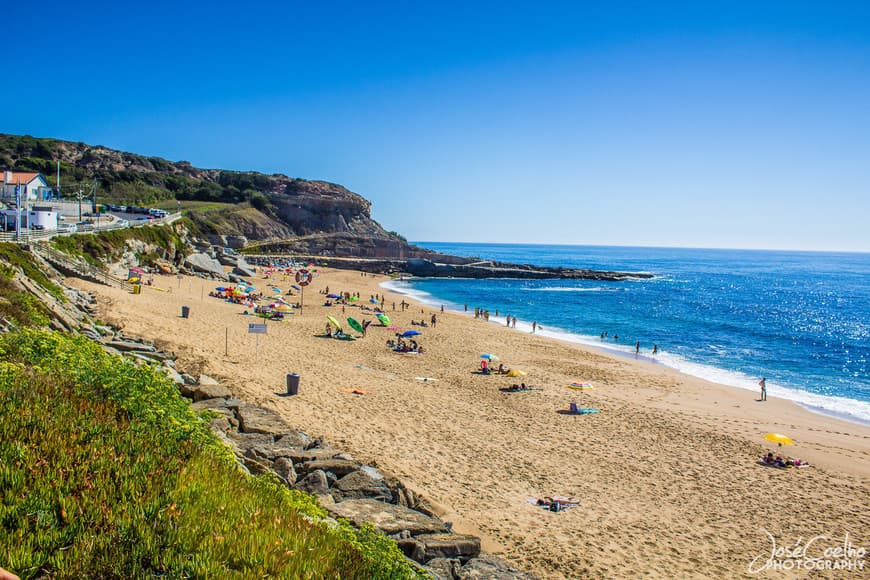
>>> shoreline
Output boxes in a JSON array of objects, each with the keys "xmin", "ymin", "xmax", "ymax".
[
  {"xmin": 383, "ymin": 277, "xmax": 870, "ymax": 428},
  {"xmin": 69, "ymin": 268, "xmax": 870, "ymax": 578}
]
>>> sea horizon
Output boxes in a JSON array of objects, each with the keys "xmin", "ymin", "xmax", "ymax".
[{"xmin": 391, "ymin": 241, "xmax": 870, "ymax": 426}]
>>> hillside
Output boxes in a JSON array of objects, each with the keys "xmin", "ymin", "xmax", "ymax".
[{"xmin": 0, "ymin": 134, "xmax": 412, "ymax": 256}]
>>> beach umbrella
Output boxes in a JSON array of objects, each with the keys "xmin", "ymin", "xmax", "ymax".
[
  {"xmin": 369, "ymin": 298, "xmax": 379, "ymax": 304},
  {"xmin": 348, "ymin": 295, "xmax": 359, "ymax": 302},
  {"xmin": 326, "ymin": 315, "xmax": 342, "ymax": 332},
  {"xmin": 327, "ymin": 293, "xmax": 341, "ymax": 299},
  {"xmin": 272, "ymin": 287, "xmax": 282, "ymax": 293},
  {"xmin": 480, "ymin": 353, "xmax": 499, "ymax": 361},
  {"xmin": 505, "ymin": 369, "xmax": 526, "ymax": 377},
  {"xmin": 764, "ymin": 433, "xmax": 794, "ymax": 446},
  {"xmin": 291, "ymin": 284, "xmax": 301, "ymax": 290},
  {"xmin": 401, "ymin": 330, "xmax": 422, "ymax": 338}
]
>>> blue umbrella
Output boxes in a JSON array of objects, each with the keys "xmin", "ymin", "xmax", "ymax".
[
  {"xmin": 369, "ymin": 298, "xmax": 379, "ymax": 304},
  {"xmin": 480, "ymin": 353, "xmax": 499, "ymax": 360},
  {"xmin": 401, "ymin": 330, "xmax": 422, "ymax": 338},
  {"xmin": 272, "ymin": 287, "xmax": 282, "ymax": 293},
  {"xmin": 291, "ymin": 284, "xmax": 301, "ymax": 290},
  {"xmin": 327, "ymin": 293, "xmax": 341, "ymax": 299}
]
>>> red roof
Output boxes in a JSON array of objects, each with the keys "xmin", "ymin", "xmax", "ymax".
[{"xmin": 1, "ymin": 172, "xmax": 43, "ymax": 185}]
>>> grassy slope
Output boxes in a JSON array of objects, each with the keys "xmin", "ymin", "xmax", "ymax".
[{"xmin": 0, "ymin": 329, "xmax": 421, "ymax": 579}]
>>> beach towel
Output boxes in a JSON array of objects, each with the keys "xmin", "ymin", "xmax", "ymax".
[
  {"xmin": 527, "ymin": 497, "xmax": 579, "ymax": 512},
  {"xmin": 558, "ymin": 407, "xmax": 599, "ymax": 415}
]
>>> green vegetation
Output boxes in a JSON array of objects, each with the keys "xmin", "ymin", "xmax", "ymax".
[
  {"xmin": 50, "ymin": 223, "xmax": 190, "ymax": 268},
  {"xmin": 0, "ymin": 329, "xmax": 422, "ymax": 579},
  {"xmin": 0, "ymin": 134, "xmax": 280, "ymax": 208},
  {"xmin": 0, "ymin": 244, "xmax": 62, "ymax": 328},
  {"xmin": 0, "ymin": 244, "xmax": 65, "ymax": 303}
]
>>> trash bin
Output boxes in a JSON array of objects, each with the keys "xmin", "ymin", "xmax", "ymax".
[
  {"xmin": 181, "ymin": 306, "xmax": 190, "ymax": 318},
  {"xmin": 286, "ymin": 373, "xmax": 300, "ymax": 396}
]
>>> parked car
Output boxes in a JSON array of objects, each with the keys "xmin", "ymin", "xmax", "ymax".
[
  {"xmin": 29, "ymin": 224, "xmax": 46, "ymax": 230},
  {"xmin": 57, "ymin": 223, "xmax": 78, "ymax": 234},
  {"xmin": 76, "ymin": 222, "xmax": 95, "ymax": 232}
]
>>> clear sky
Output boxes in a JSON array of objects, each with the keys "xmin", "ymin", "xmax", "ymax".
[{"xmin": 3, "ymin": 1, "xmax": 869, "ymax": 251}]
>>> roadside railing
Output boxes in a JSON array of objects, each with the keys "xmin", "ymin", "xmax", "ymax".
[
  {"xmin": 32, "ymin": 243, "xmax": 133, "ymax": 292},
  {"xmin": 0, "ymin": 212, "xmax": 182, "ymax": 244}
]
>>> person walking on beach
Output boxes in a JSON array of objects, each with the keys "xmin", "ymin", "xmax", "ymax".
[
  {"xmin": 532, "ymin": 321, "xmax": 537, "ymax": 334},
  {"xmin": 635, "ymin": 341, "xmax": 640, "ymax": 356},
  {"xmin": 512, "ymin": 316, "xmax": 517, "ymax": 328},
  {"xmin": 652, "ymin": 344, "xmax": 658, "ymax": 355},
  {"xmin": 431, "ymin": 313, "xmax": 437, "ymax": 327},
  {"xmin": 759, "ymin": 377, "xmax": 767, "ymax": 401},
  {"xmin": 506, "ymin": 314, "xmax": 511, "ymax": 327}
]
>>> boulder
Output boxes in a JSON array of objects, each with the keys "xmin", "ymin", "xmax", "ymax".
[
  {"xmin": 333, "ymin": 468, "xmax": 392, "ymax": 502},
  {"xmin": 226, "ymin": 432, "xmax": 277, "ymax": 454},
  {"xmin": 191, "ymin": 384, "xmax": 233, "ymax": 402},
  {"xmin": 243, "ymin": 450, "xmax": 273, "ymax": 476},
  {"xmin": 396, "ymin": 537, "xmax": 424, "ymax": 562},
  {"xmin": 236, "ymin": 405, "xmax": 289, "ymax": 435},
  {"xmin": 233, "ymin": 257, "xmax": 257, "ymax": 278},
  {"xmin": 184, "ymin": 253, "xmax": 227, "ymax": 279},
  {"xmin": 281, "ymin": 449, "xmax": 344, "ymax": 464},
  {"xmin": 457, "ymin": 557, "xmax": 538, "ymax": 580},
  {"xmin": 326, "ymin": 499, "xmax": 448, "ymax": 536},
  {"xmin": 425, "ymin": 557, "xmax": 462, "ymax": 580},
  {"xmin": 415, "ymin": 533, "xmax": 481, "ymax": 562},
  {"xmin": 105, "ymin": 339, "xmax": 156, "ymax": 352},
  {"xmin": 190, "ymin": 397, "xmax": 244, "ymax": 414},
  {"xmin": 277, "ymin": 430, "xmax": 313, "ymax": 450},
  {"xmin": 295, "ymin": 458, "xmax": 360, "ymax": 478},
  {"xmin": 295, "ymin": 470, "xmax": 330, "ymax": 495},
  {"xmin": 198, "ymin": 374, "xmax": 220, "ymax": 385},
  {"xmin": 273, "ymin": 457, "xmax": 297, "ymax": 485}
]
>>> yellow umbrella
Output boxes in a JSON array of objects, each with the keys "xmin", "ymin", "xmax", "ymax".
[
  {"xmin": 505, "ymin": 369, "xmax": 526, "ymax": 377},
  {"xmin": 764, "ymin": 433, "xmax": 794, "ymax": 446}
]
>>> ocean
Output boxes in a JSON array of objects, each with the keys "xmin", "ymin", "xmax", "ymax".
[{"xmin": 384, "ymin": 243, "xmax": 870, "ymax": 425}]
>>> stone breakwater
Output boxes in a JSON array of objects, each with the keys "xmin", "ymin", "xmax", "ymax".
[
  {"xmin": 75, "ymin": 315, "xmax": 536, "ymax": 580},
  {"xmin": 244, "ymin": 254, "xmax": 653, "ymax": 281}
]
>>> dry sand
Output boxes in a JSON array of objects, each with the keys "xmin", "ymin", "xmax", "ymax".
[{"xmin": 70, "ymin": 268, "xmax": 870, "ymax": 579}]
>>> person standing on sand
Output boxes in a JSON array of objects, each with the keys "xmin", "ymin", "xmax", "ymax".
[
  {"xmin": 506, "ymin": 315, "xmax": 511, "ymax": 327},
  {"xmin": 532, "ymin": 321, "xmax": 537, "ymax": 333},
  {"xmin": 759, "ymin": 377, "xmax": 767, "ymax": 401},
  {"xmin": 431, "ymin": 313, "xmax": 437, "ymax": 327},
  {"xmin": 635, "ymin": 341, "xmax": 640, "ymax": 356},
  {"xmin": 512, "ymin": 316, "xmax": 517, "ymax": 328}
]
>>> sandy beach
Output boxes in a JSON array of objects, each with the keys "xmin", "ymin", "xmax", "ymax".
[{"xmin": 70, "ymin": 268, "xmax": 870, "ymax": 579}]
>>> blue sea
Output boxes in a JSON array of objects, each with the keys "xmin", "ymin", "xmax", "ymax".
[{"xmin": 384, "ymin": 243, "xmax": 870, "ymax": 425}]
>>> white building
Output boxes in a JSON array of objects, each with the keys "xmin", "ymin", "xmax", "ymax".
[{"xmin": 0, "ymin": 171, "xmax": 50, "ymax": 202}]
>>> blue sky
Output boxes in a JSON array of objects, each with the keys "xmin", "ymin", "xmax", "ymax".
[{"xmin": 3, "ymin": 1, "xmax": 869, "ymax": 251}]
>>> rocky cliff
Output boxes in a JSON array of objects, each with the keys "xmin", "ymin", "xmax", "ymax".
[{"xmin": 0, "ymin": 133, "xmax": 410, "ymax": 256}]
